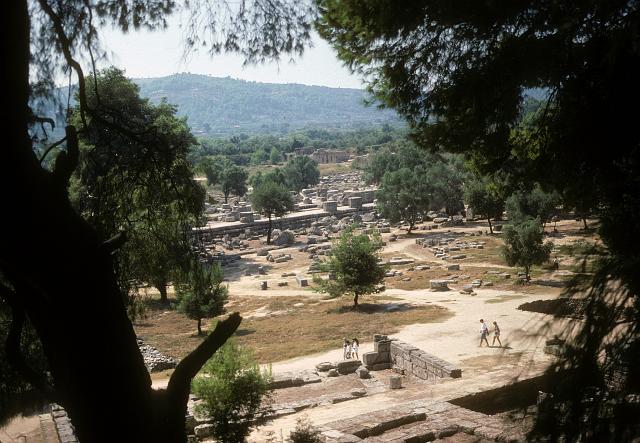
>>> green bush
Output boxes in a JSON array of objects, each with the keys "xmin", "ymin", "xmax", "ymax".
[
  {"xmin": 191, "ymin": 339, "xmax": 272, "ymax": 443},
  {"xmin": 289, "ymin": 416, "xmax": 322, "ymax": 443},
  {"xmin": 502, "ymin": 218, "xmax": 554, "ymax": 280}
]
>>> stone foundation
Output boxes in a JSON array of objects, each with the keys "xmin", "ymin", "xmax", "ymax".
[{"xmin": 363, "ymin": 335, "xmax": 461, "ymax": 380}]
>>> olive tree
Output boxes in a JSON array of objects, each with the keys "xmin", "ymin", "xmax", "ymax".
[{"xmin": 314, "ymin": 226, "xmax": 387, "ymax": 308}]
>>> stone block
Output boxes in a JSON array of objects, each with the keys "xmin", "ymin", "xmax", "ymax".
[
  {"xmin": 260, "ymin": 281, "xmax": 268, "ymax": 290},
  {"xmin": 194, "ymin": 424, "xmax": 214, "ymax": 438},
  {"xmin": 447, "ymin": 264, "xmax": 460, "ymax": 271},
  {"xmin": 373, "ymin": 334, "xmax": 388, "ymax": 342},
  {"xmin": 372, "ymin": 363, "xmax": 392, "ymax": 370},
  {"xmin": 374, "ymin": 340, "xmax": 391, "ymax": 353},
  {"xmin": 430, "ymin": 280, "xmax": 450, "ymax": 291},
  {"xmin": 336, "ymin": 359, "xmax": 362, "ymax": 375},
  {"xmin": 316, "ymin": 361, "xmax": 336, "ymax": 371},
  {"xmin": 389, "ymin": 376, "xmax": 402, "ymax": 389},
  {"xmin": 356, "ymin": 367, "xmax": 370, "ymax": 379},
  {"xmin": 362, "ymin": 352, "xmax": 379, "ymax": 366}
]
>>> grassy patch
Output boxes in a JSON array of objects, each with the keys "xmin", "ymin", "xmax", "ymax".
[
  {"xmin": 555, "ymin": 240, "xmax": 595, "ymax": 257},
  {"xmin": 236, "ymin": 297, "xmax": 452, "ymax": 363},
  {"xmin": 318, "ymin": 162, "xmax": 352, "ymax": 176},
  {"xmin": 134, "ymin": 294, "xmax": 452, "ymax": 363}
]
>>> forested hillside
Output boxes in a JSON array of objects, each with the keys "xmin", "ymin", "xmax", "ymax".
[{"xmin": 136, "ymin": 73, "xmax": 399, "ymax": 134}]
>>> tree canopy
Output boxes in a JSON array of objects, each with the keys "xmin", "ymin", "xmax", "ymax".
[
  {"xmin": 376, "ymin": 167, "xmax": 430, "ymax": 233},
  {"xmin": 69, "ymin": 67, "xmax": 205, "ymax": 305},
  {"xmin": 283, "ymin": 155, "xmax": 320, "ymax": 191},
  {"xmin": 502, "ymin": 218, "xmax": 553, "ymax": 281},
  {"xmin": 176, "ymin": 262, "xmax": 229, "ymax": 335},
  {"xmin": 250, "ymin": 179, "xmax": 294, "ymax": 244},
  {"xmin": 314, "ymin": 226, "xmax": 387, "ymax": 308},
  {"xmin": 219, "ymin": 164, "xmax": 248, "ymax": 203},
  {"xmin": 464, "ymin": 177, "xmax": 505, "ymax": 234}
]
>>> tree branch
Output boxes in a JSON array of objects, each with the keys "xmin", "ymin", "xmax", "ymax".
[
  {"xmin": 100, "ymin": 231, "xmax": 128, "ymax": 255},
  {"xmin": 52, "ymin": 125, "xmax": 79, "ymax": 188},
  {"xmin": 4, "ymin": 295, "xmax": 56, "ymax": 398},
  {"xmin": 39, "ymin": 135, "xmax": 67, "ymax": 164},
  {"xmin": 37, "ymin": 0, "xmax": 89, "ymax": 128},
  {"xmin": 165, "ymin": 311, "xmax": 242, "ymax": 405}
]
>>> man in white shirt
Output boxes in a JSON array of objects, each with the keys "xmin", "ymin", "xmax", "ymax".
[{"xmin": 479, "ymin": 319, "xmax": 490, "ymax": 347}]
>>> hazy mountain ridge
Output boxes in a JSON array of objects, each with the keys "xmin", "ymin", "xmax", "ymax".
[{"xmin": 134, "ymin": 73, "xmax": 400, "ymax": 135}]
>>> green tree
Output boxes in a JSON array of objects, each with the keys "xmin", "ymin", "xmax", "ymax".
[
  {"xmin": 464, "ymin": 179, "xmax": 505, "ymax": 234},
  {"xmin": 69, "ymin": 67, "xmax": 205, "ymax": 305},
  {"xmin": 376, "ymin": 168, "xmax": 430, "ymax": 233},
  {"xmin": 283, "ymin": 156, "xmax": 320, "ymax": 191},
  {"xmin": 177, "ymin": 263, "xmax": 229, "ymax": 336},
  {"xmin": 269, "ymin": 147, "xmax": 282, "ymax": 164},
  {"xmin": 250, "ymin": 147, "xmax": 269, "ymax": 165},
  {"xmin": 250, "ymin": 180, "xmax": 294, "ymax": 244},
  {"xmin": 191, "ymin": 339, "xmax": 271, "ymax": 443},
  {"xmin": 314, "ymin": 226, "xmax": 387, "ymax": 308},
  {"xmin": 363, "ymin": 146, "xmax": 400, "ymax": 184},
  {"xmin": 502, "ymin": 219, "xmax": 553, "ymax": 281},
  {"xmin": 200, "ymin": 156, "xmax": 233, "ymax": 187},
  {"xmin": 220, "ymin": 165, "xmax": 248, "ymax": 203},
  {"xmin": 505, "ymin": 186, "xmax": 559, "ymax": 227},
  {"xmin": 249, "ymin": 168, "xmax": 288, "ymax": 189}
]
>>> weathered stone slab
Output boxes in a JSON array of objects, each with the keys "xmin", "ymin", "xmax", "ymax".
[
  {"xmin": 390, "ymin": 376, "xmax": 402, "ymax": 389},
  {"xmin": 336, "ymin": 359, "xmax": 362, "ymax": 375},
  {"xmin": 430, "ymin": 280, "xmax": 450, "ymax": 291},
  {"xmin": 194, "ymin": 424, "xmax": 214, "ymax": 438},
  {"xmin": 374, "ymin": 340, "xmax": 391, "ymax": 353}
]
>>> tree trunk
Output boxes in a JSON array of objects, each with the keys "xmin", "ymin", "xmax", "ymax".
[
  {"xmin": 0, "ymin": 4, "xmax": 241, "ymax": 441},
  {"xmin": 353, "ymin": 293, "xmax": 359, "ymax": 309},
  {"xmin": 157, "ymin": 284, "xmax": 168, "ymax": 303},
  {"xmin": 224, "ymin": 192, "xmax": 229, "ymax": 203},
  {"xmin": 488, "ymin": 217, "xmax": 493, "ymax": 234},
  {"xmin": 583, "ymin": 217, "xmax": 588, "ymax": 230},
  {"xmin": 197, "ymin": 318, "xmax": 202, "ymax": 336},
  {"xmin": 267, "ymin": 214, "xmax": 272, "ymax": 245}
]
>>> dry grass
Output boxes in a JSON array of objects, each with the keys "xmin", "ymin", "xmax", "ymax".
[
  {"xmin": 235, "ymin": 296, "xmax": 451, "ymax": 363},
  {"xmin": 318, "ymin": 162, "xmax": 352, "ymax": 176},
  {"xmin": 134, "ymin": 294, "xmax": 452, "ymax": 364}
]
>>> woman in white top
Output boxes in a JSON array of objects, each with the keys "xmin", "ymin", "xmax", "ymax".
[
  {"xmin": 351, "ymin": 338, "xmax": 359, "ymax": 360},
  {"xmin": 492, "ymin": 321, "xmax": 502, "ymax": 347},
  {"xmin": 343, "ymin": 338, "xmax": 351, "ymax": 359},
  {"xmin": 479, "ymin": 319, "xmax": 490, "ymax": 347}
]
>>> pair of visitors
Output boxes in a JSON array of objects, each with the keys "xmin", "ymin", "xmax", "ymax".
[
  {"xmin": 479, "ymin": 319, "xmax": 502, "ymax": 347},
  {"xmin": 342, "ymin": 338, "xmax": 360, "ymax": 359}
]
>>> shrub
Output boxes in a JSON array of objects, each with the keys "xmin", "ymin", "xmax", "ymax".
[
  {"xmin": 289, "ymin": 416, "xmax": 322, "ymax": 443},
  {"xmin": 191, "ymin": 339, "xmax": 272, "ymax": 443}
]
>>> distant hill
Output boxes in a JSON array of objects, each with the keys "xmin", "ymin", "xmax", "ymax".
[
  {"xmin": 35, "ymin": 73, "xmax": 401, "ymax": 140},
  {"xmin": 134, "ymin": 74, "xmax": 400, "ymax": 135}
]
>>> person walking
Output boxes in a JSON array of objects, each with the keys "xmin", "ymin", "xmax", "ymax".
[
  {"xmin": 343, "ymin": 338, "xmax": 351, "ymax": 359},
  {"xmin": 351, "ymin": 338, "xmax": 359, "ymax": 360},
  {"xmin": 492, "ymin": 321, "xmax": 502, "ymax": 347},
  {"xmin": 479, "ymin": 319, "xmax": 490, "ymax": 347}
]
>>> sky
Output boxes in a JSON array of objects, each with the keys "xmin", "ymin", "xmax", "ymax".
[{"xmin": 99, "ymin": 16, "xmax": 364, "ymax": 89}]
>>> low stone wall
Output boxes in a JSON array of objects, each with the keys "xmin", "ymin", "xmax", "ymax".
[
  {"xmin": 195, "ymin": 206, "xmax": 367, "ymax": 238},
  {"xmin": 362, "ymin": 334, "xmax": 461, "ymax": 380},
  {"xmin": 390, "ymin": 341, "xmax": 462, "ymax": 379}
]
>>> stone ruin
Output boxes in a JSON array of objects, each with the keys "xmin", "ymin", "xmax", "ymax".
[{"xmin": 362, "ymin": 334, "xmax": 462, "ymax": 380}]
